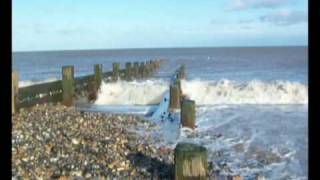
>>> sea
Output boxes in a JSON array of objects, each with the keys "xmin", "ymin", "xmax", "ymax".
[{"xmin": 13, "ymin": 46, "xmax": 308, "ymax": 179}]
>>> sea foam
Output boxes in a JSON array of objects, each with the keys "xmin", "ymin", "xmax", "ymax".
[
  {"xmin": 19, "ymin": 78, "xmax": 59, "ymax": 88},
  {"xmin": 95, "ymin": 79, "xmax": 308, "ymax": 105}
]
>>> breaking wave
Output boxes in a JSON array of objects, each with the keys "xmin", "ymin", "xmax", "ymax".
[
  {"xmin": 19, "ymin": 78, "xmax": 59, "ymax": 88},
  {"xmin": 95, "ymin": 79, "xmax": 308, "ymax": 105}
]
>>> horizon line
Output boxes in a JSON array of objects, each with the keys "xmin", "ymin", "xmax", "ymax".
[{"xmin": 13, "ymin": 44, "xmax": 308, "ymax": 53}]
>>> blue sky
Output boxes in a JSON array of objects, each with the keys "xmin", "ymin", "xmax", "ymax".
[{"xmin": 13, "ymin": 0, "xmax": 308, "ymax": 51}]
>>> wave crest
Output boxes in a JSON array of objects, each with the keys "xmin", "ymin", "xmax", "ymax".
[{"xmin": 94, "ymin": 79, "xmax": 308, "ymax": 105}]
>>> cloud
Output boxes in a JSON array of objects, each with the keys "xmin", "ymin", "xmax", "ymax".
[
  {"xmin": 260, "ymin": 9, "xmax": 307, "ymax": 25},
  {"xmin": 238, "ymin": 19, "xmax": 255, "ymax": 24},
  {"xmin": 57, "ymin": 29, "xmax": 82, "ymax": 35},
  {"xmin": 227, "ymin": 0, "xmax": 291, "ymax": 10}
]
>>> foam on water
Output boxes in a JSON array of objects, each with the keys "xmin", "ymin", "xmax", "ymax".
[
  {"xmin": 95, "ymin": 80, "xmax": 169, "ymax": 105},
  {"xmin": 190, "ymin": 104, "xmax": 308, "ymax": 179},
  {"xmin": 95, "ymin": 79, "xmax": 308, "ymax": 105},
  {"xmin": 19, "ymin": 78, "xmax": 59, "ymax": 87},
  {"xmin": 181, "ymin": 79, "xmax": 308, "ymax": 105}
]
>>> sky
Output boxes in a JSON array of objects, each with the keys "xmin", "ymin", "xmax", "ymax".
[{"xmin": 12, "ymin": 0, "xmax": 308, "ymax": 52}]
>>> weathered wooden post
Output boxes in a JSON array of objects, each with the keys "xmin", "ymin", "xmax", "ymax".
[
  {"xmin": 12, "ymin": 71, "xmax": 19, "ymax": 114},
  {"xmin": 177, "ymin": 65, "xmax": 186, "ymax": 79},
  {"xmin": 174, "ymin": 78, "xmax": 182, "ymax": 94},
  {"xmin": 149, "ymin": 60, "xmax": 154, "ymax": 72},
  {"xmin": 139, "ymin": 62, "xmax": 145, "ymax": 78},
  {"xmin": 181, "ymin": 99, "xmax": 196, "ymax": 129},
  {"xmin": 125, "ymin": 62, "xmax": 132, "ymax": 81},
  {"xmin": 112, "ymin": 62, "xmax": 120, "ymax": 81},
  {"xmin": 62, "ymin": 66, "xmax": 75, "ymax": 106},
  {"xmin": 144, "ymin": 61, "xmax": 149, "ymax": 76},
  {"xmin": 133, "ymin": 62, "xmax": 139, "ymax": 78},
  {"xmin": 175, "ymin": 142, "xmax": 208, "ymax": 180},
  {"xmin": 87, "ymin": 64, "xmax": 103, "ymax": 101},
  {"xmin": 94, "ymin": 64, "xmax": 103, "ymax": 90},
  {"xmin": 169, "ymin": 85, "xmax": 180, "ymax": 110}
]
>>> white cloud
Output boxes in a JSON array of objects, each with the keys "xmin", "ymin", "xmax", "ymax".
[
  {"xmin": 260, "ymin": 9, "xmax": 307, "ymax": 25},
  {"xmin": 227, "ymin": 0, "xmax": 291, "ymax": 10}
]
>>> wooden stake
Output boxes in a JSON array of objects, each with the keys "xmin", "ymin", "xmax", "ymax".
[
  {"xmin": 12, "ymin": 71, "xmax": 19, "ymax": 114},
  {"xmin": 169, "ymin": 85, "xmax": 180, "ymax": 110},
  {"xmin": 181, "ymin": 99, "xmax": 196, "ymax": 129},
  {"xmin": 139, "ymin": 62, "xmax": 145, "ymax": 78},
  {"xmin": 112, "ymin": 62, "xmax": 120, "ymax": 81},
  {"xmin": 94, "ymin": 64, "xmax": 103, "ymax": 91},
  {"xmin": 133, "ymin": 62, "xmax": 139, "ymax": 78},
  {"xmin": 125, "ymin": 62, "xmax": 132, "ymax": 81},
  {"xmin": 62, "ymin": 66, "xmax": 74, "ymax": 106}
]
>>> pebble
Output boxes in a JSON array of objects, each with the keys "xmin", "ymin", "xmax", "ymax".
[{"xmin": 12, "ymin": 103, "xmax": 174, "ymax": 179}]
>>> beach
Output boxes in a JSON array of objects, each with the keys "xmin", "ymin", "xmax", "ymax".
[{"xmin": 12, "ymin": 103, "xmax": 175, "ymax": 179}]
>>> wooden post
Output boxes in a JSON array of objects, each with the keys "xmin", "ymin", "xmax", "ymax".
[
  {"xmin": 125, "ymin": 62, "xmax": 133, "ymax": 80},
  {"xmin": 174, "ymin": 78, "xmax": 182, "ymax": 94},
  {"xmin": 181, "ymin": 99, "xmax": 196, "ymax": 129},
  {"xmin": 139, "ymin": 62, "xmax": 145, "ymax": 78},
  {"xmin": 149, "ymin": 60, "xmax": 154, "ymax": 72},
  {"xmin": 12, "ymin": 71, "xmax": 19, "ymax": 114},
  {"xmin": 133, "ymin": 62, "xmax": 139, "ymax": 78},
  {"xmin": 87, "ymin": 64, "xmax": 103, "ymax": 102},
  {"xmin": 169, "ymin": 85, "xmax": 180, "ymax": 110},
  {"xmin": 94, "ymin": 64, "xmax": 103, "ymax": 90},
  {"xmin": 112, "ymin": 62, "xmax": 120, "ymax": 81},
  {"xmin": 144, "ymin": 61, "xmax": 149, "ymax": 76},
  {"xmin": 62, "ymin": 66, "xmax": 75, "ymax": 106},
  {"xmin": 177, "ymin": 65, "xmax": 186, "ymax": 79},
  {"xmin": 175, "ymin": 143, "xmax": 208, "ymax": 180}
]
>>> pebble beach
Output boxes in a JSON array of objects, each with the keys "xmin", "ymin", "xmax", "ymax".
[
  {"xmin": 12, "ymin": 103, "xmax": 273, "ymax": 180},
  {"xmin": 12, "ymin": 103, "xmax": 175, "ymax": 179}
]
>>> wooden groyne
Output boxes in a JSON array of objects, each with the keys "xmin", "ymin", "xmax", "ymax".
[
  {"xmin": 12, "ymin": 60, "xmax": 162, "ymax": 113},
  {"xmin": 167, "ymin": 65, "xmax": 210, "ymax": 179}
]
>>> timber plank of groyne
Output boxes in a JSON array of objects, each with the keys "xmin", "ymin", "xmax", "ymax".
[
  {"xmin": 19, "ymin": 80, "xmax": 63, "ymax": 103},
  {"xmin": 12, "ymin": 71, "xmax": 19, "ymax": 114},
  {"xmin": 18, "ymin": 93, "xmax": 62, "ymax": 109}
]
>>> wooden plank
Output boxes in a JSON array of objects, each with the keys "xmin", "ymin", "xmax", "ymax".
[
  {"xmin": 18, "ymin": 92, "xmax": 62, "ymax": 109},
  {"xmin": 12, "ymin": 71, "xmax": 19, "ymax": 114},
  {"xmin": 19, "ymin": 80, "xmax": 62, "ymax": 101}
]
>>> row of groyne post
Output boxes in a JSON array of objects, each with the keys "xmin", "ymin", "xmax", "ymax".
[
  {"xmin": 12, "ymin": 60, "xmax": 162, "ymax": 114},
  {"xmin": 168, "ymin": 65, "xmax": 209, "ymax": 180}
]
